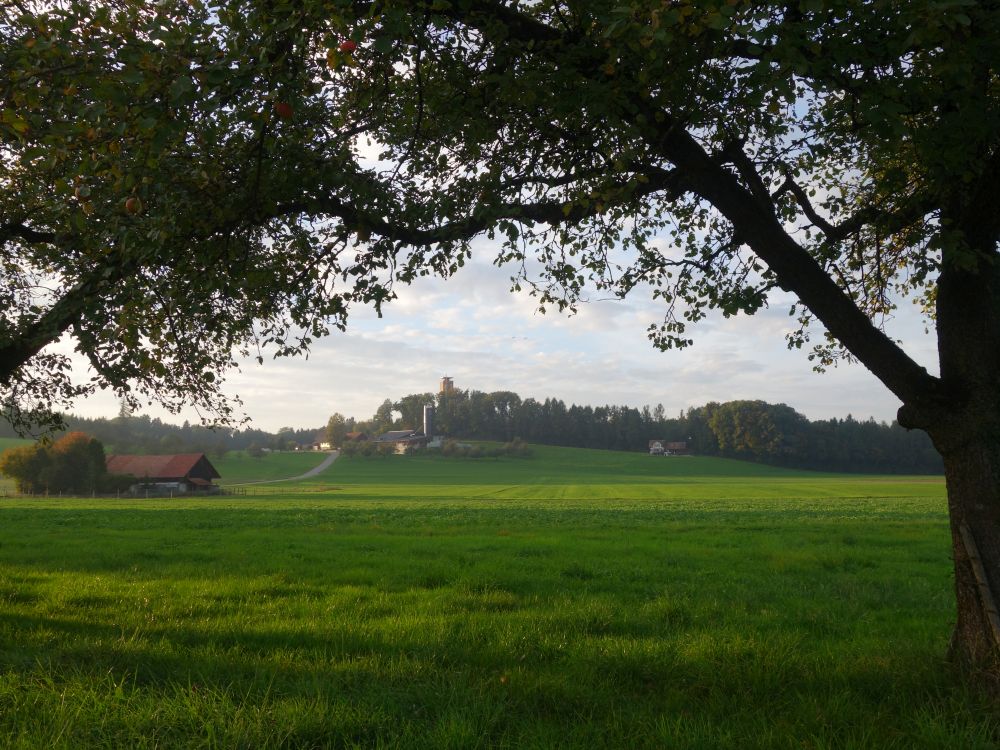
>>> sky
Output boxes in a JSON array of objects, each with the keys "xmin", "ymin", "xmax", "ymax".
[{"xmin": 67, "ymin": 235, "xmax": 941, "ymax": 433}]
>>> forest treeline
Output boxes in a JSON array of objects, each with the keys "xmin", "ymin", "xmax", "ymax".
[
  {"xmin": 330, "ymin": 390, "xmax": 943, "ymax": 474},
  {"xmin": 0, "ymin": 412, "xmax": 321, "ymax": 457},
  {"xmin": 0, "ymin": 390, "xmax": 943, "ymax": 474}
]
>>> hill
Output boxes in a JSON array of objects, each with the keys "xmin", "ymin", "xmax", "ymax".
[
  {"xmin": 212, "ymin": 450, "xmax": 332, "ymax": 484},
  {"xmin": 328, "ymin": 444, "xmax": 820, "ymax": 485},
  {"xmin": 321, "ymin": 444, "xmax": 943, "ymax": 505}
]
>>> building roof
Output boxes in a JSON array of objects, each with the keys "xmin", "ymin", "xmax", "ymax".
[
  {"xmin": 106, "ymin": 453, "xmax": 220, "ymax": 480},
  {"xmin": 374, "ymin": 430, "xmax": 423, "ymax": 443},
  {"xmin": 344, "ymin": 431, "xmax": 368, "ymax": 441}
]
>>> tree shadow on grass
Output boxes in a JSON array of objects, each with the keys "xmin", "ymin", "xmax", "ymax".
[{"xmin": 0, "ymin": 605, "xmax": 995, "ymax": 749}]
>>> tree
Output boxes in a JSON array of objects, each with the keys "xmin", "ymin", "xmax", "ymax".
[
  {"xmin": 0, "ymin": 443, "xmax": 50, "ymax": 494},
  {"xmin": 324, "ymin": 412, "xmax": 349, "ymax": 447},
  {"xmin": 43, "ymin": 430, "xmax": 108, "ymax": 493},
  {"xmin": 4, "ymin": 1, "xmax": 999, "ymax": 683},
  {"xmin": 706, "ymin": 400, "xmax": 808, "ymax": 462},
  {"xmin": 370, "ymin": 399, "xmax": 396, "ymax": 435},
  {"xmin": 0, "ymin": 431, "xmax": 107, "ymax": 494},
  {"xmin": 0, "ymin": 1, "xmax": 421, "ymax": 431},
  {"xmin": 393, "ymin": 394, "xmax": 435, "ymax": 432}
]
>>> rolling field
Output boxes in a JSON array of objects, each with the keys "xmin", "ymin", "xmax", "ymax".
[
  {"xmin": 0, "ymin": 447, "xmax": 996, "ymax": 748},
  {"xmin": 213, "ymin": 450, "xmax": 331, "ymax": 484}
]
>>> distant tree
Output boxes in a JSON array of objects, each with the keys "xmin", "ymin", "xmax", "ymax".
[
  {"xmin": 159, "ymin": 433, "xmax": 183, "ymax": 452},
  {"xmin": 324, "ymin": 413, "xmax": 349, "ymax": 447},
  {"xmin": 707, "ymin": 401, "xmax": 808, "ymax": 462},
  {"xmin": 209, "ymin": 441, "xmax": 229, "ymax": 460},
  {"xmin": 246, "ymin": 443, "xmax": 264, "ymax": 459},
  {"xmin": 0, "ymin": 443, "xmax": 50, "ymax": 493},
  {"xmin": 394, "ymin": 394, "xmax": 435, "ymax": 432},
  {"xmin": 0, "ymin": 431, "xmax": 107, "ymax": 494},
  {"xmin": 116, "ymin": 398, "xmax": 133, "ymax": 421},
  {"xmin": 43, "ymin": 432, "xmax": 108, "ymax": 493},
  {"xmin": 272, "ymin": 426, "xmax": 297, "ymax": 451},
  {"xmin": 653, "ymin": 404, "xmax": 666, "ymax": 424},
  {"xmin": 370, "ymin": 400, "xmax": 396, "ymax": 435}
]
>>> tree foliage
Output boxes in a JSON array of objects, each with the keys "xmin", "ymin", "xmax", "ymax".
[
  {"xmin": 0, "ymin": 430, "xmax": 108, "ymax": 493},
  {"xmin": 324, "ymin": 411, "xmax": 350, "ymax": 446},
  {"xmin": 1, "ymin": 0, "xmax": 408, "ymax": 430}
]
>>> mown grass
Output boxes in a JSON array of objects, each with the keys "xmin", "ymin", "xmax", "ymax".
[
  {"xmin": 0, "ymin": 448, "xmax": 994, "ymax": 748},
  {"xmin": 211, "ymin": 450, "xmax": 330, "ymax": 484}
]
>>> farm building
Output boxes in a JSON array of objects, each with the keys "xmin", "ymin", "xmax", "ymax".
[
  {"xmin": 106, "ymin": 453, "xmax": 221, "ymax": 495},
  {"xmin": 648, "ymin": 440, "xmax": 690, "ymax": 456},
  {"xmin": 344, "ymin": 431, "xmax": 369, "ymax": 442},
  {"xmin": 374, "ymin": 430, "xmax": 428, "ymax": 454},
  {"xmin": 373, "ymin": 406, "xmax": 436, "ymax": 454}
]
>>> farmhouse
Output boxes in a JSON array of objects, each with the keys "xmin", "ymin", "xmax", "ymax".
[
  {"xmin": 374, "ymin": 430, "xmax": 427, "ymax": 454},
  {"xmin": 106, "ymin": 453, "xmax": 221, "ymax": 494},
  {"xmin": 648, "ymin": 440, "xmax": 690, "ymax": 456}
]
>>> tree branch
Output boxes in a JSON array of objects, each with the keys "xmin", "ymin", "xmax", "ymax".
[
  {"xmin": 273, "ymin": 167, "xmax": 685, "ymax": 246},
  {"xmin": 774, "ymin": 173, "xmax": 935, "ymax": 243},
  {"xmin": 0, "ymin": 221, "xmax": 56, "ymax": 245},
  {"xmin": 653, "ymin": 124, "xmax": 944, "ymax": 413}
]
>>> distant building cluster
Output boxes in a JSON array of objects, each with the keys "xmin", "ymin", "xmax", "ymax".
[
  {"xmin": 339, "ymin": 385, "xmax": 445, "ymax": 455},
  {"xmin": 373, "ymin": 402, "xmax": 439, "ymax": 454},
  {"xmin": 648, "ymin": 440, "xmax": 689, "ymax": 456}
]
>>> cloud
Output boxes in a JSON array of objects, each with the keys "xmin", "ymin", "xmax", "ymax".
[{"xmin": 57, "ymin": 234, "xmax": 939, "ymax": 432}]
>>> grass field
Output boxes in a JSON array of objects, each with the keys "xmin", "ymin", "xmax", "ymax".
[
  {"xmin": 212, "ymin": 450, "xmax": 330, "ymax": 484},
  {"xmin": 0, "ymin": 447, "xmax": 995, "ymax": 748}
]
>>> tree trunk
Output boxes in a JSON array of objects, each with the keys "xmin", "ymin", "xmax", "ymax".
[
  {"xmin": 938, "ymin": 436, "xmax": 1000, "ymax": 687},
  {"xmin": 931, "ymin": 198, "xmax": 1000, "ymax": 689}
]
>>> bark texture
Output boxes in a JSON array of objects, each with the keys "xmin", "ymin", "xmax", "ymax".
[
  {"xmin": 941, "ymin": 443, "xmax": 1000, "ymax": 684},
  {"xmin": 929, "ymin": 208, "xmax": 1000, "ymax": 686}
]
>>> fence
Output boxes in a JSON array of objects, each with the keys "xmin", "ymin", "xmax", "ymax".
[{"xmin": 0, "ymin": 484, "xmax": 342, "ymax": 499}]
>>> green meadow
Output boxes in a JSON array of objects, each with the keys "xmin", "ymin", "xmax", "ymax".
[
  {"xmin": 213, "ymin": 450, "xmax": 331, "ymax": 484},
  {"xmin": 0, "ymin": 446, "xmax": 996, "ymax": 748}
]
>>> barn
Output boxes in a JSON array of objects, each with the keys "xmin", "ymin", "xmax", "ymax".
[{"xmin": 106, "ymin": 453, "xmax": 222, "ymax": 494}]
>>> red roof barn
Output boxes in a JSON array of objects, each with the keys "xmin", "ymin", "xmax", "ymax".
[{"xmin": 106, "ymin": 453, "xmax": 221, "ymax": 493}]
